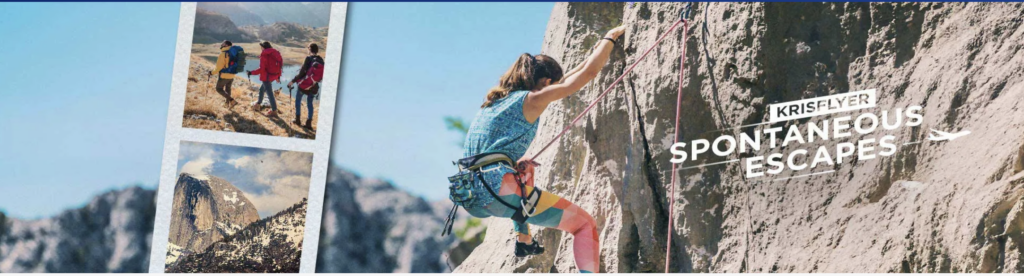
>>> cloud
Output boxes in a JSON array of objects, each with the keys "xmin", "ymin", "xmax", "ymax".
[
  {"xmin": 229, "ymin": 151, "xmax": 313, "ymax": 217},
  {"xmin": 178, "ymin": 142, "xmax": 313, "ymax": 217},
  {"xmin": 227, "ymin": 156, "xmax": 254, "ymax": 169},
  {"xmin": 178, "ymin": 141, "xmax": 216, "ymax": 162},
  {"xmin": 243, "ymin": 174, "xmax": 311, "ymax": 217},
  {"xmin": 180, "ymin": 157, "xmax": 214, "ymax": 176}
]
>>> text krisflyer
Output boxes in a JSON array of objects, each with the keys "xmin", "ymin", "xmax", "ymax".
[{"xmin": 669, "ymin": 106, "xmax": 923, "ymax": 178}]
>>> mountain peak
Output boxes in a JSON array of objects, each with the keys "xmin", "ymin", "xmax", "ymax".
[
  {"xmin": 167, "ymin": 199, "xmax": 307, "ymax": 273},
  {"xmin": 166, "ymin": 173, "xmax": 260, "ymax": 267}
]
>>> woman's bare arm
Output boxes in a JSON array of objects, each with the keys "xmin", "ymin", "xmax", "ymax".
[
  {"xmin": 523, "ymin": 26, "xmax": 627, "ymax": 122},
  {"xmin": 559, "ymin": 59, "xmax": 586, "ymax": 84}
]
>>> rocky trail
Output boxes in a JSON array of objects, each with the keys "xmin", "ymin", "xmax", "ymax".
[{"xmin": 456, "ymin": 2, "xmax": 1024, "ymax": 273}]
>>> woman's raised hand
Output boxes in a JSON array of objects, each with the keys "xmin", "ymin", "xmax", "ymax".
[
  {"xmin": 606, "ymin": 25, "xmax": 627, "ymax": 40},
  {"xmin": 523, "ymin": 24, "xmax": 628, "ymax": 120}
]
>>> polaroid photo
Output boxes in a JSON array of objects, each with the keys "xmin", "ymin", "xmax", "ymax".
[
  {"xmin": 163, "ymin": 141, "xmax": 313, "ymax": 273},
  {"xmin": 149, "ymin": 2, "xmax": 347, "ymax": 273}
]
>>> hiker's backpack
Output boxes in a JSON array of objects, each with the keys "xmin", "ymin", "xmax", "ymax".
[
  {"xmin": 265, "ymin": 49, "xmax": 283, "ymax": 76},
  {"xmin": 298, "ymin": 59, "xmax": 324, "ymax": 92},
  {"xmin": 222, "ymin": 46, "xmax": 246, "ymax": 74}
]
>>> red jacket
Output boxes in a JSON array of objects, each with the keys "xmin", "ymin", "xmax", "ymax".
[{"xmin": 250, "ymin": 48, "xmax": 283, "ymax": 82}]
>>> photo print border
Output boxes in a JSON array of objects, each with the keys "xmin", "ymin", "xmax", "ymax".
[{"xmin": 148, "ymin": 2, "xmax": 348, "ymax": 273}]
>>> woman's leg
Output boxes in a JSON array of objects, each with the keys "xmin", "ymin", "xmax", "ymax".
[
  {"xmin": 306, "ymin": 94, "xmax": 314, "ymax": 122},
  {"xmin": 492, "ymin": 173, "xmax": 600, "ymax": 273},
  {"xmin": 264, "ymin": 81, "xmax": 278, "ymax": 111},
  {"xmin": 294, "ymin": 92, "xmax": 304, "ymax": 119},
  {"xmin": 257, "ymin": 82, "xmax": 266, "ymax": 103}
]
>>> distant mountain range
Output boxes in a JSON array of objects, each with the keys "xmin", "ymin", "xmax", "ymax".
[
  {"xmin": 197, "ymin": 2, "xmax": 332, "ymax": 28},
  {"xmin": 0, "ymin": 166, "xmax": 471, "ymax": 273},
  {"xmin": 0, "ymin": 187, "xmax": 154, "ymax": 272},
  {"xmin": 193, "ymin": 7, "xmax": 329, "ymax": 47},
  {"xmin": 193, "ymin": 8, "xmax": 256, "ymax": 44}
]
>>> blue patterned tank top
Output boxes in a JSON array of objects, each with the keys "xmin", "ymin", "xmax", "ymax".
[{"xmin": 462, "ymin": 90, "xmax": 538, "ymax": 208}]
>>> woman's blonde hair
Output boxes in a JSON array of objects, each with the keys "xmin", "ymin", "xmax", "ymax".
[{"xmin": 482, "ymin": 53, "xmax": 563, "ymax": 108}]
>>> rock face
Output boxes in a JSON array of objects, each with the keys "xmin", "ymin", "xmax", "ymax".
[
  {"xmin": 0, "ymin": 187, "xmax": 155, "ymax": 273},
  {"xmin": 316, "ymin": 168, "xmax": 458, "ymax": 273},
  {"xmin": 457, "ymin": 2, "xmax": 1024, "ymax": 273},
  {"xmin": 167, "ymin": 199, "xmax": 307, "ymax": 273},
  {"xmin": 167, "ymin": 173, "xmax": 259, "ymax": 262}
]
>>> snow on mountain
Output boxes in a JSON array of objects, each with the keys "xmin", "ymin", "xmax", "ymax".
[
  {"xmin": 166, "ymin": 173, "xmax": 260, "ymax": 267},
  {"xmin": 164, "ymin": 243, "xmax": 187, "ymax": 266},
  {"xmin": 166, "ymin": 198, "xmax": 307, "ymax": 273}
]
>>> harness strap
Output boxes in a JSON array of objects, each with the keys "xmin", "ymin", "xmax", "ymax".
[
  {"xmin": 514, "ymin": 173, "xmax": 542, "ymax": 218},
  {"xmin": 441, "ymin": 204, "xmax": 459, "ymax": 236},
  {"xmin": 460, "ymin": 152, "xmax": 542, "ymax": 224},
  {"xmin": 478, "ymin": 170, "xmax": 535, "ymax": 224}
]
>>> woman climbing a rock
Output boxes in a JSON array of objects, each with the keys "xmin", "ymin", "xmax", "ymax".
[{"xmin": 451, "ymin": 25, "xmax": 626, "ymax": 273}]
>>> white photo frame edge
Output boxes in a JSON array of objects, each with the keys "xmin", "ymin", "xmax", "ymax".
[{"xmin": 148, "ymin": 2, "xmax": 348, "ymax": 273}]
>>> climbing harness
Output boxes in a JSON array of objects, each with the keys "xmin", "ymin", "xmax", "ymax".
[
  {"xmin": 442, "ymin": 152, "xmax": 543, "ymax": 237},
  {"xmin": 441, "ymin": 4, "xmax": 695, "ymax": 271},
  {"xmin": 517, "ymin": 3, "xmax": 694, "ymax": 273}
]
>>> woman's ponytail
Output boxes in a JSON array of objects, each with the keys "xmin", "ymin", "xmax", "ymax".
[{"xmin": 482, "ymin": 53, "xmax": 537, "ymax": 108}]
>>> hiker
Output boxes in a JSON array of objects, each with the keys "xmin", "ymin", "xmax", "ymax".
[
  {"xmin": 248, "ymin": 41, "xmax": 283, "ymax": 117},
  {"xmin": 212, "ymin": 40, "xmax": 242, "ymax": 108},
  {"xmin": 287, "ymin": 43, "xmax": 324, "ymax": 129},
  {"xmin": 450, "ymin": 25, "xmax": 626, "ymax": 273}
]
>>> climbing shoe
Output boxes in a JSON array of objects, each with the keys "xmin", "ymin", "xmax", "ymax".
[{"xmin": 515, "ymin": 239, "xmax": 545, "ymax": 257}]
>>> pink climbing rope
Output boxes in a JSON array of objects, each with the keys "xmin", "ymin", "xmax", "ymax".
[
  {"xmin": 521, "ymin": 11, "xmax": 691, "ymax": 273},
  {"xmin": 666, "ymin": 18, "xmax": 689, "ymax": 273},
  {"xmin": 527, "ymin": 20, "xmax": 684, "ymax": 163}
]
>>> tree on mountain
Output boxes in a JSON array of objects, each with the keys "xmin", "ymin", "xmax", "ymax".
[
  {"xmin": 444, "ymin": 116, "xmax": 469, "ymax": 145},
  {"xmin": 0, "ymin": 210, "xmax": 7, "ymax": 239}
]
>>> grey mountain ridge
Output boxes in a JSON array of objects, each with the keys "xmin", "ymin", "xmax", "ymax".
[{"xmin": 0, "ymin": 166, "xmax": 460, "ymax": 273}]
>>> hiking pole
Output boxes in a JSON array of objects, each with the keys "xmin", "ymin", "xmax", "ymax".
[
  {"xmin": 208, "ymin": 72, "xmax": 213, "ymax": 95},
  {"xmin": 665, "ymin": 3, "xmax": 693, "ymax": 273}
]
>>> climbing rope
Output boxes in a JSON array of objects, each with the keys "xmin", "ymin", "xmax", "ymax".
[
  {"xmin": 522, "ymin": 3, "xmax": 693, "ymax": 273},
  {"xmin": 666, "ymin": 4, "xmax": 691, "ymax": 272}
]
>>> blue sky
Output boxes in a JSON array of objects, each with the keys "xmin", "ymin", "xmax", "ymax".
[
  {"xmin": 0, "ymin": 3, "xmax": 179, "ymax": 218},
  {"xmin": 332, "ymin": 2, "xmax": 554, "ymax": 201},
  {"xmin": 0, "ymin": 2, "xmax": 554, "ymax": 219}
]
